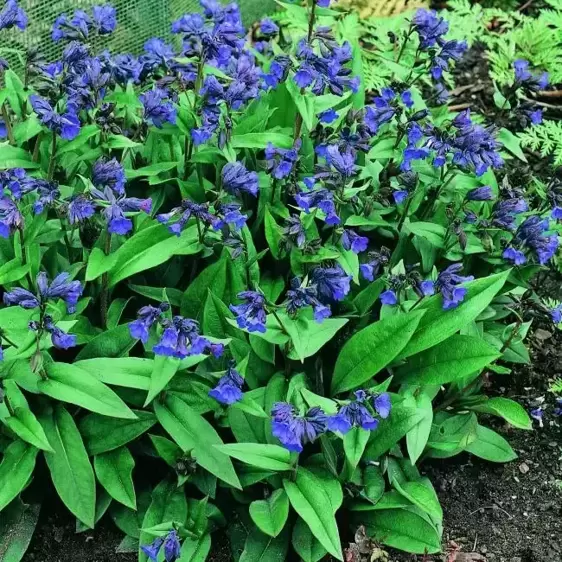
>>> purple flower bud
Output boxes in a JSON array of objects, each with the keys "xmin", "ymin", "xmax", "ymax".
[
  {"xmin": 342, "ymin": 229, "xmax": 368, "ymax": 254},
  {"xmin": 466, "ymin": 186, "xmax": 494, "ymax": 201}
]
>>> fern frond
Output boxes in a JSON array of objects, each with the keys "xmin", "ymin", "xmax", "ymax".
[{"xmin": 519, "ymin": 121, "xmax": 562, "ymax": 167}]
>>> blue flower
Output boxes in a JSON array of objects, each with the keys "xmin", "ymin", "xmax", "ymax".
[
  {"xmin": 380, "ymin": 289, "xmax": 398, "ymax": 306},
  {"xmin": 281, "ymin": 215, "xmax": 306, "ymax": 249},
  {"xmin": 163, "ymin": 530, "xmax": 181, "ymax": 562},
  {"xmin": 0, "ymin": 0, "xmax": 27, "ymax": 31},
  {"xmin": 436, "ymin": 263, "xmax": 473, "ymax": 310},
  {"xmin": 491, "ymin": 198, "xmax": 528, "ymax": 230},
  {"xmin": 129, "ymin": 303, "xmax": 169, "ymax": 343},
  {"xmin": 552, "ymin": 305, "xmax": 562, "ymax": 324},
  {"xmin": 430, "ymin": 39, "xmax": 467, "ymax": 80},
  {"xmin": 141, "ymin": 537, "xmax": 164, "ymax": 562},
  {"xmin": 213, "ymin": 202, "xmax": 247, "ymax": 231},
  {"xmin": 412, "ymin": 9, "xmax": 448, "ymax": 49},
  {"xmin": 506, "ymin": 215, "xmax": 559, "ymax": 265},
  {"xmin": 157, "ymin": 200, "xmax": 217, "ymax": 236},
  {"xmin": 365, "ymin": 88, "xmax": 397, "ymax": 134},
  {"xmin": 259, "ymin": 18, "xmax": 278, "ymax": 36},
  {"xmin": 327, "ymin": 390, "xmax": 379, "ymax": 432},
  {"xmin": 466, "ymin": 186, "xmax": 494, "ymax": 201},
  {"xmin": 153, "ymin": 316, "xmax": 222, "ymax": 359},
  {"xmin": 502, "ymin": 246, "xmax": 526, "ymax": 266},
  {"xmin": 401, "ymin": 90, "xmax": 414, "ymax": 108},
  {"xmin": 68, "ymin": 196, "xmax": 96, "ymax": 224},
  {"xmin": 230, "ymin": 291, "xmax": 267, "ymax": 333},
  {"xmin": 32, "ymin": 180, "xmax": 60, "ymax": 215},
  {"xmin": 263, "ymin": 56, "xmax": 290, "ymax": 89},
  {"xmin": 360, "ymin": 248, "xmax": 390, "ymax": 281},
  {"xmin": 286, "ymin": 278, "xmax": 331, "ymax": 322},
  {"xmin": 342, "ymin": 229, "xmax": 368, "ymax": 253},
  {"xmin": 393, "ymin": 190, "xmax": 408, "ymax": 204},
  {"xmin": 43, "ymin": 315, "xmax": 76, "ymax": 349},
  {"xmin": 271, "ymin": 403, "xmax": 327, "ymax": 452},
  {"xmin": 140, "ymin": 88, "xmax": 177, "ymax": 128},
  {"xmin": 294, "ymin": 185, "xmax": 340, "ymax": 225},
  {"xmin": 373, "ymin": 393, "xmax": 391, "ymax": 418},
  {"xmin": 325, "ymin": 144, "xmax": 357, "ymax": 180},
  {"xmin": 311, "ymin": 265, "xmax": 351, "ymax": 302},
  {"xmin": 318, "ymin": 108, "xmax": 338, "ymax": 124},
  {"xmin": 415, "ymin": 279, "xmax": 435, "ymax": 297},
  {"xmin": 0, "ymin": 196, "xmax": 23, "ymax": 237},
  {"xmin": 222, "ymin": 162, "xmax": 259, "ymax": 197},
  {"xmin": 30, "ymin": 95, "xmax": 81, "ymax": 140},
  {"xmin": 513, "ymin": 59, "xmax": 548, "ymax": 91},
  {"xmin": 265, "ymin": 142, "xmax": 299, "ymax": 180},
  {"xmin": 209, "ymin": 361, "xmax": 245, "ymax": 405},
  {"xmin": 141, "ymin": 38, "xmax": 175, "ymax": 71},
  {"xmin": 92, "ymin": 158, "xmax": 126, "ymax": 196},
  {"xmin": 92, "ymin": 4, "xmax": 117, "ymax": 35}
]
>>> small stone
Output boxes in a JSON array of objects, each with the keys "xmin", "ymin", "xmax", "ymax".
[
  {"xmin": 480, "ymin": 545, "xmax": 488, "ymax": 554},
  {"xmin": 519, "ymin": 462, "xmax": 529, "ymax": 474},
  {"xmin": 534, "ymin": 328, "xmax": 552, "ymax": 341}
]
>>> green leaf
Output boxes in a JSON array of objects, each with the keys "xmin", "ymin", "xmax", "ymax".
[
  {"xmin": 129, "ymin": 284, "xmax": 183, "ymax": 307},
  {"xmin": 286, "ymin": 315, "xmax": 348, "ymax": 362},
  {"xmin": 343, "ymin": 428, "xmax": 370, "ymax": 472},
  {"xmin": 4, "ymin": 70, "xmax": 26, "ymax": 117},
  {"xmin": 231, "ymin": 394, "xmax": 268, "ymax": 419},
  {"xmin": 74, "ymin": 358, "xmax": 154, "ymax": 390},
  {"xmin": 331, "ymin": 310, "xmax": 425, "ymax": 395},
  {"xmin": 352, "ymin": 277, "xmax": 385, "ymax": 316},
  {"xmin": 286, "ymin": 79, "xmax": 314, "ymax": 131},
  {"xmin": 292, "ymin": 517, "xmax": 327, "ymax": 562},
  {"xmin": 407, "ymin": 222, "xmax": 446, "ymax": 247},
  {"xmin": 393, "ymin": 479, "xmax": 443, "ymax": 523},
  {"xmin": 364, "ymin": 401, "xmax": 425, "ymax": 459},
  {"xmin": 0, "ymin": 259, "xmax": 29, "ymax": 285},
  {"xmin": 179, "ymin": 534, "xmax": 211, "ymax": 562},
  {"xmin": 139, "ymin": 479, "xmax": 188, "ymax": 562},
  {"xmin": 107, "ymin": 224, "xmax": 199, "ymax": 287},
  {"xmin": 39, "ymin": 405, "xmax": 96, "ymax": 527},
  {"xmin": 154, "ymin": 394, "xmax": 241, "ymax": 488},
  {"xmin": 249, "ymin": 489, "xmax": 290, "ymax": 538},
  {"xmin": 264, "ymin": 208, "xmax": 284, "ymax": 260},
  {"xmin": 361, "ymin": 465, "xmax": 385, "ymax": 505},
  {"xmin": 125, "ymin": 162, "xmax": 177, "ymax": 179},
  {"xmin": 283, "ymin": 467, "xmax": 343, "ymax": 560},
  {"xmin": 465, "ymin": 425, "xmax": 517, "ymax": 462},
  {"xmin": 239, "ymin": 524, "xmax": 290, "ymax": 562},
  {"xmin": 0, "ymin": 499, "xmax": 40, "ymax": 562},
  {"xmin": 499, "ymin": 128, "xmax": 527, "ymax": 162},
  {"xmin": 94, "ymin": 447, "xmax": 136, "ymax": 509},
  {"xmin": 359, "ymin": 507, "xmax": 441, "ymax": 554},
  {"xmin": 39, "ymin": 363, "xmax": 136, "ymax": 419},
  {"xmin": 216, "ymin": 443, "xmax": 292, "ymax": 471},
  {"xmin": 406, "ymin": 392, "xmax": 433, "ymax": 465},
  {"xmin": 397, "ymin": 271, "xmax": 510, "ymax": 359},
  {"xmin": 469, "ymin": 397, "xmax": 532, "ymax": 430},
  {"xmin": 144, "ymin": 356, "xmax": 180, "ymax": 406},
  {"xmin": 56, "ymin": 125, "xmax": 100, "ymax": 156},
  {"xmin": 0, "ymin": 441, "xmax": 37, "ymax": 511},
  {"xmin": 80, "ymin": 410, "xmax": 157, "ymax": 456},
  {"xmin": 396, "ymin": 335, "xmax": 500, "ymax": 385},
  {"xmin": 231, "ymin": 132, "xmax": 293, "ymax": 149},
  {"xmin": 427, "ymin": 413, "xmax": 478, "ymax": 454},
  {"xmin": 75, "ymin": 324, "xmax": 135, "ymax": 360}
]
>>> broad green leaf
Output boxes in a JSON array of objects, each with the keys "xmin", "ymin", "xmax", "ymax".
[
  {"xmin": 40, "ymin": 406, "xmax": 96, "ymax": 527},
  {"xmin": 397, "ymin": 271, "xmax": 510, "ymax": 359},
  {"xmin": 154, "ymin": 394, "xmax": 241, "ymax": 488},
  {"xmin": 56, "ymin": 124, "xmax": 100, "ymax": 155},
  {"xmin": 331, "ymin": 310, "xmax": 425, "ymax": 395},
  {"xmin": 283, "ymin": 467, "xmax": 343, "ymax": 560},
  {"xmin": 350, "ymin": 490, "xmax": 413, "ymax": 512},
  {"xmin": 129, "ymin": 284, "xmax": 183, "ymax": 307},
  {"xmin": 74, "ymin": 358, "xmax": 154, "ymax": 390},
  {"xmin": 216, "ymin": 443, "xmax": 292, "ymax": 471},
  {"xmin": 0, "ymin": 259, "xmax": 30, "ymax": 285},
  {"xmin": 427, "ymin": 413, "xmax": 478, "ymax": 455},
  {"xmin": 179, "ymin": 534, "xmax": 211, "ymax": 562},
  {"xmin": 359, "ymin": 507, "xmax": 441, "ymax": 554},
  {"xmin": 94, "ymin": 447, "xmax": 136, "ymax": 509},
  {"xmin": 465, "ymin": 425, "xmax": 517, "ymax": 462},
  {"xmin": 0, "ymin": 499, "xmax": 40, "ymax": 562},
  {"xmin": 125, "ymin": 161, "xmax": 177, "ymax": 179},
  {"xmin": 469, "ymin": 397, "xmax": 531, "ymax": 430},
  {"xmin": 144, "ymin": 356, "xmax": 180, "ymax": 406},
  {"xmin": 107, "ymin": 224, "xmax": 199, "ymax": 287},
  {"xmin": 239, "ymin": 524, "xmax": 290, "ymax": 562},
  {"xmin": 231, "ymin": 132, "xmax": 293, "ymax": 149},
  {"xmin": 231, "ymin": 394, "xmax": 268, "ymax": 418},
  {"xmin": 249, "ymin": 489, "xmax": 289, "ymax": 537},
  {"xmin": 139, "ymin": 479, "xmax": 188, "ymax": 562},
  {"xmin": 264, "ymin": 207, "xmax": 284, "ymax": 260},
  {"xmin": 292, "ymin": 517, "xmax": 327, "ymax": 562},
  {"xmin": 39, "ymin": 363, "xmax": 136, "ymax": 419},
  {"xmin": 393, "ymin": 478, "xmax": 443, "ymax": 523},
  {"xmin": 396, "ymin": 335, "xmax": 500, "ymax": 385},
  {"xmin": 286, "ymin": 316, "xmax": 348, "ymax": 362},
  {"xmin": 406, "ymin": 392, "xmax": 433, "ymax": 465},
  {"xmin": 0, "ymin": 441, "xmax": 37, "ymax": 511},
  {"xmin": 80, "ymin": 410, "xmax": 157, "ymax": 456},
  {"xmin": 364, "ymin": 401, "xmax": 425, "ymax": 459},
  {"xmin": 361, "ymin": 465, "xmax": 385, "ymax": 505},
  {"xmin": 407, "ymin": 221, "xmax": 446, "ymax": 247}
]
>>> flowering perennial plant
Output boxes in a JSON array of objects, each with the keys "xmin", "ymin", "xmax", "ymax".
[{"xmin": 0, "ymin": 1, "xmax": 554, "ymax": 560}]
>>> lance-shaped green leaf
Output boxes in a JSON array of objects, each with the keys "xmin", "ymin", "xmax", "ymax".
[
  {"xmin": 0, "ymin": 441, "xmax": 38, "ymax": 511},
  {"xmin": 393, "ymin": 478, "xmax": 443, "ymax": 523},
  {"xmin": 469, "ymin": 397, "xmax": 531, "ymax": 430},
  {"xmin": 74, "ymin": 357, "xmax": 154, "ymax": 390},
  {"xmin": 179, "ymin": 533, "xmax": 212, "ymax": 562},
  {"xmin": 239, "ymin": 524, "xmax": 290, "ymax": 562},
  {"xmin": 465, "ymin": 425, "xmax": 517, "ymax": 462},
  {"xmin": 331, "ymin": 310, "xmax": 425, "ymax": 395},
  {"xmin": 216, "ymin": 443, "xmax": 292, "ymax": 471},
  {"xmin": 39, "ymin": 362, "xmax": 136, "ymax": 419},
  {"xmin": 144, "ymin": 356, "xmax": 180, "ymax": 406},
  {"xmin": 154, "ymin": 394, "xmax": 241, "ymax": 489},
  {"xmin": 292, "ymin": 517, "xmax": 327, "ymax": 562},
  {"xmin": 39, "ymin": 406, "xmax": 96, "ymax": 528},
  {"xmin": 283, "ymin": 467, "xmax": 343, "ymax": 560},
  {"xmin": 94, "ymin": 447, "xmax": 136, "ymax": 510},
  {"xmin": 0, "ymin": 499, "xmax": 41, "ymax": 562}
]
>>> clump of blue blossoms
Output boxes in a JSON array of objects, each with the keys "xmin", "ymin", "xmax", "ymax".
[{"xmin": 141, "ymin": 529, "xmax": 181, "ymax": 562}]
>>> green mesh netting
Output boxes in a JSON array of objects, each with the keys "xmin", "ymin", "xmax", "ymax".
[{"xmin": 2, "ymin": 0, "xmax": 275, "ymax": 64}]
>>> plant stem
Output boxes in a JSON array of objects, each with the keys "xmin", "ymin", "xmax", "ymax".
[
  {"xmin": 100, "ymin": 233, "xmax": 111, "ymax": 329},
  {"xmin": 1, "ymin": 103, "xmax": 14, "ymax": 144},
  {"xmin": 397, "ymin": 195, "xmax": 413, "ymax": 230},
  {"xmin": 47, "ymin": 133, "xmax": 57, "ymax": 180}
]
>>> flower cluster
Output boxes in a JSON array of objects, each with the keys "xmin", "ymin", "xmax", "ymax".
[
  {"xmin": 209, "ymin": 360, "xmax": 245, "ymax": 404},
  {"xmin": 503, "ymin": 216, "xmax": 559, "ymax": 266},
  {"xmin": 0, "ymin": 0, "xmax": 26, "ymax": 32},
  {"xmin": 141, "ymin": 529, "xmax": 181, "ymax": 562}
]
